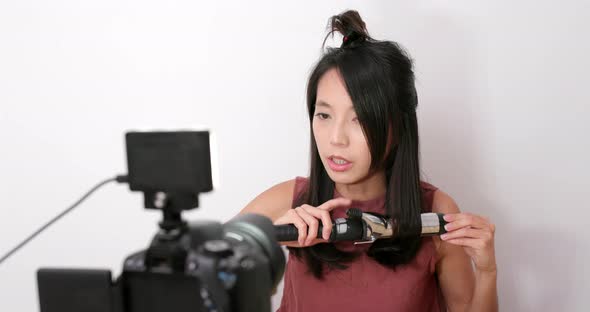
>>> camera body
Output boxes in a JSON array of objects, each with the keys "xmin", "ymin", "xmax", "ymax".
[
  {"xmin": 37, "ymin": 131, "xmax": 285, "ymax": 312},
  {"xmin": 119, "ymin": 217, "xmax": 281, "ymax": 312}
]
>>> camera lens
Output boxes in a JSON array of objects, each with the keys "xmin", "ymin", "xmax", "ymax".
[{"xmin": 223, "ymin": 214, "xmax": 286, "ymax": 289}]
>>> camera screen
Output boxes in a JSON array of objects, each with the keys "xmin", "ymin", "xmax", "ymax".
[{"xmin": 125, "ymin": 131, "xmax": 213, "ymax": 194}]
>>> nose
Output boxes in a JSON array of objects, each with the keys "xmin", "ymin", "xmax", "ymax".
[{"xmin": 329, "ymin": 122, "xmax": 349, "ymax": 147}]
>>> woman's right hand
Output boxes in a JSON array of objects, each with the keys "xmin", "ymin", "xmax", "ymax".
[{"xmin": 273, "ymin": 197, "xmax": 352, "ymax": 247}]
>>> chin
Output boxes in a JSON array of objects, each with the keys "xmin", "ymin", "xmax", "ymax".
[{"xmin": 325, "ymin": 170, "xmax": 361, "ymax": 185}]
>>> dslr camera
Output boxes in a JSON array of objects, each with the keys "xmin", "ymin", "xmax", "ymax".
[{"xmin": 37, "ymin": 131, "xmax": 286, "ymax": 312}]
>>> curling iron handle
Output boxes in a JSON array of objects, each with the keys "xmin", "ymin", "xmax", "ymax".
[
  {"xmin": 274, "ymin": 224, "xmax": 325, "ymax": 242},
  {"xmin": 274, "ymin": 218, "xmax": 363, "ymax": 242}
]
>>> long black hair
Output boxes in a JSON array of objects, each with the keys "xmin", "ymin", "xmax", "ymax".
[{"xmin": 288, "ymin": 10, "xmax": 424, "ymax": 279}]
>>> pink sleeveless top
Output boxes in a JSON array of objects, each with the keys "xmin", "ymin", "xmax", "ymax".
[{"xmin": 277, "ymin": 177, "xmax": 446, "ymax": 312}]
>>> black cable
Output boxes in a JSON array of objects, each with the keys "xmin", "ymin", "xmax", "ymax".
[{"xmin": 0, "ymin": 175, "xmax": 128, "ymax": 266}]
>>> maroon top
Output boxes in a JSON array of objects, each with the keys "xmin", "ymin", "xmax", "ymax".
[{"xmin": 277, "ymin": 177, "xmax": 447, "ymax": 312}]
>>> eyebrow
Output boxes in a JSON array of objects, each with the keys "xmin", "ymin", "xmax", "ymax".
[
  {"xmin": 316, "ymin": 100, "xmax": 354, "ymax": 111},
  {"xmin": 316, "ymin": 100, "xmax": 332, "ymax": 108}
]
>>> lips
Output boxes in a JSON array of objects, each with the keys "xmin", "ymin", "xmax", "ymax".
[
  {"xmin": 327, "ymin": 155, "xmax": 353, "ymax": 172},
  {"xmin": 329, "ymin": 155, "xmax": 351, "ymax": 163}
]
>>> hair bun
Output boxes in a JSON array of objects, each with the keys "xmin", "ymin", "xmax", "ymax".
[{"xmin": 327, "ymin": 10, "xmax": 372, "ymax": 48}]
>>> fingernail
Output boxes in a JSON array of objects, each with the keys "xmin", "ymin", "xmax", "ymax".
[
  {"xmin": 444, "ymin": 224, "xmax": 451, "ymax": 231},
  {"xmin": 443, "ymin": 214, "xmax": 452, "ymax": 221},
  {"xmin": 440, "ymin": 234, "xmax": 447, "ymax": 240}
]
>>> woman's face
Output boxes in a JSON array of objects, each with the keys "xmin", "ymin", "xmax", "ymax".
[{"xmin": 313, "ymin": 68, "xmax": 372, "ymax": 184}]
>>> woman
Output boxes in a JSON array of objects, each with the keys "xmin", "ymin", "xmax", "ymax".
[{"xmin": 239, "ymin": 10, "xmax": 497, "ymax": 312}]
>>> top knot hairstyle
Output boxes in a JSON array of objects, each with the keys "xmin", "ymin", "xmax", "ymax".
[
  {"xmin": 325, "ymin": 10, "xmax": 372, "ymax": 48},
  {"xmin": 288, "ymin": 10, "xmax": 424, "ymax": 279}
]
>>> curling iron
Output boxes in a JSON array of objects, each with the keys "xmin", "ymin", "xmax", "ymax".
[{"xmin": 274, "ymin": 208, "xmax": 448, "ymax": 244}]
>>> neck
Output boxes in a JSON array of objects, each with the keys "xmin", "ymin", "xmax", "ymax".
[{"xmin": 335, "ymin": 171, "xmax": 387, "ymax": 201}]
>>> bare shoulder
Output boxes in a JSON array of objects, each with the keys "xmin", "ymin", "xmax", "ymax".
[
  {"xmin": 237, "ymin": 178, "xmax": 296, "ymax": 222},
  {"xmin": 432, "ymin": 189, "xmax": 461, "ymax": 214}
]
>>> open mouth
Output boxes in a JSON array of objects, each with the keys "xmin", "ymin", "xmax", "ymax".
[{"xmin": 327, "ymin": 156, "xmax": 352, "ymax": 172}]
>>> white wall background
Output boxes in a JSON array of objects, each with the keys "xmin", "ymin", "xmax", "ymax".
[{"xmin": 1, "ymin": 0, "xmax": 588, "ymax": 311}]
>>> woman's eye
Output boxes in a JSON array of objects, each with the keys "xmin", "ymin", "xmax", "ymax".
[{"xmin": 315, "ymin": 113, "xmax": 329, "ymax": 120}]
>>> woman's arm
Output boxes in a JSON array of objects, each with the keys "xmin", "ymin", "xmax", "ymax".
[
  {"xmin": 237, "ymin": 178, "xmax": 323, "ymax": 247},
  {"xmin": 238, "ymin": 179, "xmax": 353, "ymax": 248},
  {"xmin": 432, "ymin": 190, "xmax": 498, "ymax": 312},
  {"xmin": 237, "ymin": 179, "xmax": 296, "ymax": 222}
]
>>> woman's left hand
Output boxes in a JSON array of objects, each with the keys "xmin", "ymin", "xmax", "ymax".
[{"xmin": 440, "ymin": 213, "xmax": 497, "ymax": 273}]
